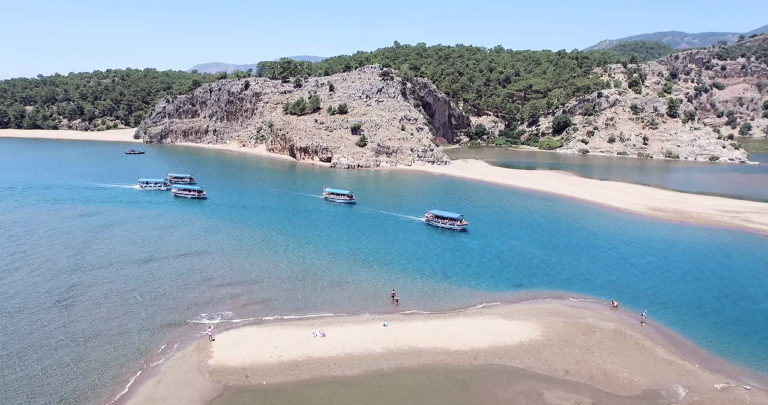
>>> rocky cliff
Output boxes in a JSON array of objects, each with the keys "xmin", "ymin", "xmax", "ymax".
[
  {"xmin": 517, "ymin": 36, "xmax": 768, "ymax": 162},
  {"xmin": 137, "ymin": 66, "xmax": 469, "ymax": 168}
]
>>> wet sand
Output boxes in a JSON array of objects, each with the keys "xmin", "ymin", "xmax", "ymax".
[
  {"xmin": 121, "ymin": 300, "xmax": 768, "ymax": 405},
  {"xmin": 211, "ymin": 365, "xmax": 671, "ymax": 405}
]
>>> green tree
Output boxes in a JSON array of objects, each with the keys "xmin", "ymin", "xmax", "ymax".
[
  {"xmin": 666, "ymin": 97, "xmax": 682, "ymax": 118},
  {"xmin": 350, "ymin": 122, "xmax": 363, "ymax": 135},
  {"xmin": 739, "ymin": 122, "xmax": 752, "ymax": 135},
  {"xmin": 336, "ymin": 103, "xmax": 348, "ymax": 114},
  {"xmin": 551, "ymin": 114, "xmax": 572, "ymax": 134},
  {"xmin": 355, "ymin": 134, "xmax": 367, "ymax": 147}
]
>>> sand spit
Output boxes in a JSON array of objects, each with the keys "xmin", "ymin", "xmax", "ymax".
[
  {"xmin": 0, "ymin": 128, "xmax": 139, "ymax": 142},
  {"xmin": 121, "ymin": 301, "xmax": 768, "ymax": 405},
  {"xmin": 408, "ymin": 159, "xmax": 768, "ymax": 234}
]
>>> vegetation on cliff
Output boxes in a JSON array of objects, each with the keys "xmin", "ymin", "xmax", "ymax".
[
  {"xmin": 255, "ymin": 43, "xmax": 624, "ymax": 123},
  {"xmin": 0, "ymin": 69, "xmax": 215, "ymax": 130}
]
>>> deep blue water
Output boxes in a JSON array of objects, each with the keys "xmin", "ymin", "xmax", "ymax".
[
  {"xmin": 1, "ymin": 138, "xmax": 768, "ymax": 404},
  {"xmin": 447, "ymin": 145, "xmax": 768, "ymax": 201}
]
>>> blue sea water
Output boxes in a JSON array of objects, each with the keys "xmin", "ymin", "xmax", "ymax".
[{"xmin": 1, "ymin": 138, "xmax": 767, "ymax": 404}]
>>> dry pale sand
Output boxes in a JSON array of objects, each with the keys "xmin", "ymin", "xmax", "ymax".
[
  {"xmin": 408, "ymin": 159, "xmax": 768, "ymax": 234},
  {"xmin": 0, "ymin": 128, "xmax": 139, "ymax": 142},
  {"xmin": 121, "ymin": 301, "xmax": 768, "ymax": 405},
  {"xmin": 175, "ymin": 142, "xmax": 330, "ymax": 166},
  {"xmin": 210, "ymin": 316, "xmax": 540, "ymax": 367}
]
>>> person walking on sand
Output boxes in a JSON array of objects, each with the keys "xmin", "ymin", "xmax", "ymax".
[
  {"xmin": 390, "ymin": 289, "xmax": 397, "ymax": 302},
  {"xmin": 640, "ymin": 310, "xmax": 648, "ymax": 325},
  {"xmin": 207, "ymin": 325, "xmax": 215, "ymax": 342}
]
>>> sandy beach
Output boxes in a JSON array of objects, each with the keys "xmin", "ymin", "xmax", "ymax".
[
  {"xmin": 122, "ymin": 300, "xmax": 768, "ymax": 405},
  {"xmin": 409, "ymin": 159, "xmax": 768, "ymax": 234},
  {"xmin": 0, "ymin": 128, "xmax": 139, "ymax": 142}
]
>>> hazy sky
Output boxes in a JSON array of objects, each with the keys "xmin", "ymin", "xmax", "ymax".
[{"xmin": 2, "ymin": 0, "xmax": 766, "ymax": 79}]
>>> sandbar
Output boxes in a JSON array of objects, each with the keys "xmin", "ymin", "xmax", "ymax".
[{"xmin": 121, "ymin": 300, "xmax": 768, "ymax": 405}]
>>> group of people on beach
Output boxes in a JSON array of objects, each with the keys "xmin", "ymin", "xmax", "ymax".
[
  {"xmin": 610, "ymin": 299, "xmax": 649, "ymax": 325},
  {"xmin": 390, "ymin": 289, "xmax": 400, "ymax": 305}
]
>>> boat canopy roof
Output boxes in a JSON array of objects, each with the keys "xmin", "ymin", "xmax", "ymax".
[
  {"xmin": 173, "ymin": 185, "xmax": 204, "ymax": 191},
  {"xmin": 325, "ymin": 187, "xmax": 352, "ymax": 195},
  {"xmin": 428, "ymin": 210, "xmax": 463, "ymax": 219},
  {"xmin": 167, "ymin": 173, "xmax": 193, "ymax": 177},
  {"xmin": 138, "ymin": 178, "xmax": 166, "ymax": 182}
]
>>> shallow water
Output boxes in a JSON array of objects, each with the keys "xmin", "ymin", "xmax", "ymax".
[
  {"xmin": 1, "ymin": 138, "xmax": 768, "ymax": 404},
  {"xmin": 447, "ymin": 143, "xmax": 768, "ymax": 201}
]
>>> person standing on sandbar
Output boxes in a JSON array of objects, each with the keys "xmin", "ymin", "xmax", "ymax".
[{"xmin": 207, "ymin": 325, "xmax": 215, "ymax": 342}]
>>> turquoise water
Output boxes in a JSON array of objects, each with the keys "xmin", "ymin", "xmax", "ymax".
[
  {"xmin": 447, "ymin": 146, "xmax": 768, "ymax": 201},
  {"xmin": 1, "ymin": 138, "xmax": 768, "ymax": 404}
]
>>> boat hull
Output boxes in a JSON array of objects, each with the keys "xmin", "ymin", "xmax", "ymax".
[
  {"xmin": 139, "ymin": 185, "xmax": 169, "ymax": 191},
  {"xmin": 424, "ymin": 218, "xmax": 467, "ymax": 231},
  {"xmin": 173, "ymin": 192, "xmax": 206, "ymax": 199},
  {"xmin": 323, "ymin": 196, "xmax": 356, "ymax": 204}
]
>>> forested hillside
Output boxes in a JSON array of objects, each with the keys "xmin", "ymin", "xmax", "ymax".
[
  {"xmin": 2, "ymin": 43, "xmax": 683, "ymax": 131},
  {"xmin": 0, "ymin": 69, "xmax": 216, "ymax": 130},
  {"xmin": 255, "ymin": 44, "xmax": 626, "ymax": 123}
]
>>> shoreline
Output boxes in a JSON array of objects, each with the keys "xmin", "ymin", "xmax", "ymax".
[
  {"xmin": 4, "ymin": 129, "xmax": 767, "ymax": 234},
  {"xmin": 403, "ymin": 159, "xmax": 768, "ymax": 234},
  {"xmin": 120, "ymin": 298, "xmax": 768, "ymax": 405}
]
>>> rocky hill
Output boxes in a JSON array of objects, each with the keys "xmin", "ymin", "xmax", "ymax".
[
  {"xmin": 521, "ymin": 35, "xmax": 768, "ymax": 162},
  {"xmin": 137, "ymin": 66, "xmax": 469, "ymax": 168}
]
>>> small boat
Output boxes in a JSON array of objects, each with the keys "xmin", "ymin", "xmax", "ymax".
[
  {"xmin": 424, "ymin": 210, "xmax": 468, "ymax": 231},
  {"xmin": 166, "ymin": 173, "xmax": 196, "ymax": 184},
  {"xmin": 125, "ymin": 148, "xmax": 145, "ymax": 155},
  {"xmin": 137, "ymin": 178, "xmax": 170, "ymax": 190},
  {"xmin": 322, "ymin": 187, "xmax": 356, "ymax": 203},
  {"xmin": 172, "ymin": 184, "xmax": 207, "ymax": 199}
]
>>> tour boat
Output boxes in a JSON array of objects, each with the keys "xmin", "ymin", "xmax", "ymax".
[
  {"xmin": 166, "ymin": 173, "xmax": 196, "ymax": 184},
  {"xmin": 172, "ymin": 185, "xmax": 207, "ymax": 199},
  {"xmin": 137, "ymin": 178, "xmax": 170, "ymax": 190},
  {"xmin": 124, "ymin": 148, "xmax": 145, "ymax": 155},
  {"xmin": 424, "ymin": 210, "xmax": 468, "ymax": 231},
  {"xmin": 322, "ymin": 187, "xmax": 356, "ymax": 203}
]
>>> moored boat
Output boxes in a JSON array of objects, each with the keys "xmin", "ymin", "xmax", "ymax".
[
  {"xmin": 166, "ymin": 173, "xmax": 196, "ymax": 184},
  {"xmin": 125, "ymin": 148, "xmax": 145, "ymax": 155},
  {"xmin": 322, "ymin": 187, "xmax": 356, "ymax": 203},
  {"xmin": 172, "ymin": 185, "xmax": 207, "ymax": 199},
  {"xmin": 137, "ymin": 178, "xmax": 170, "ymax": 190},
  {"xmin": 424, "ymin": 210, "xmax": 468, "ymax": 231}
]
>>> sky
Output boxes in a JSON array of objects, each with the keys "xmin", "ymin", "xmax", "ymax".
[{"xmin": 1, "ymin": 0, "xmax": 766, "ymax": 79}]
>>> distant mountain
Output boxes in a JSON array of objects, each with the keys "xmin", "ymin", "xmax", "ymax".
[
  {"xmin": 188, "ymin": 56, "xmax": 325, "ymax": 74},
  {"xmin": 584, "ymin": 23, "xmax": 767, "ymax": 51}
]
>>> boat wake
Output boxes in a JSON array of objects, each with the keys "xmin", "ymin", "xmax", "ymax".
[
  {"xmin": 95, "ymin": 183, "xmax": 139, "ymax": 190},
  {"xmin": 362, "ymin": 208, "xmax": 424, "ymax": 221},
  {"xmin": 272, "ymin": 188, "xmax": 324, "ymax": 199}
]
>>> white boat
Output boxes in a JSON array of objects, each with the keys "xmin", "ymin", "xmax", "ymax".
[
  {"xmin": 137, "ymin": 178, "xmax": 170, "ymax": 190},
  {"xmin": 166, "ymin": 173, "xmax": 196, "ymax": 184},
  {"xmin": 322, "ymin": 187, "xmax": 356, "ymax": 204},
  {"xmin": 424, "ymin": 210, "xmax": 468, "ymax": 231},
  {"xmin": 172, "ymin": 185, "xmax": 207, "ymax": 199}
]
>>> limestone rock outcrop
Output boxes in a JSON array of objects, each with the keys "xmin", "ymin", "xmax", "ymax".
[{"xmin": 137, "ymin": 66, "xmax": 470, "ymax": 168}]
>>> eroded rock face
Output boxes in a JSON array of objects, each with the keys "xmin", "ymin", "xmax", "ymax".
[{"xmin": 137, "ymin": 66, "xmax": 469, "ymax": 168}]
